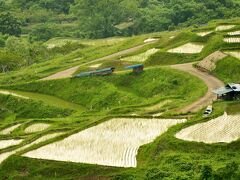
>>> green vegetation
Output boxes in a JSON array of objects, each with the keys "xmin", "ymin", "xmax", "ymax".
[
  {"xmin": 0, "ymin": 12, "xmax": 21, "ymax": 36},
  {"xmin": 0, "ymin": 105, "xmax": 239, "ymax": 179},
  {"xmin": 3, "ymin": 68, "xmax": 206, "ymax": 113},
  {"xmin": 0, "ymin": 4, "xmax": 239, "ymax": 179},
  {"xmin": 213, "ymin": 56, "xmax": 240, "ymax": 83},
  {"xmin": 1, "ymin": 0, "xmax": 240, "ymax": 39},
  {"xmin": 0, "ymin": 94, "xmax": 72, "ymax": 119},
  {"xmin": 0, "ymin": 35, "xmax": 148, "ymax": 84},
  {"xmin": 227, "ymin": 102, "xmax": 240, "ymax": 115},
  {"xmin": 146, "ymin": 51, "xmax": 197, "ymax": 66}
]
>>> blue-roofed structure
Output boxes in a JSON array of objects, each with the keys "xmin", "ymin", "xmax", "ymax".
[
  {"xmin": 125, "ymin": 64, "xmax": 144, "ymax": 73},
  {"xmin": 213, "ymin": 83, "xmax": 240, "ymax": 100},
  {"xmin": 74, "ymin": 67, "xmax": 115, "ymax": 78}
]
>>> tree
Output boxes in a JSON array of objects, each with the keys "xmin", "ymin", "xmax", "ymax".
[
  {"xmin": 29, "ymin": 25, "xmax": 55, "ymax": 41},
  {"xmin": 0, "ymin": 13, "xmax": 21, "ymax": 36},
  {"xmin": 5, "ymin": 36, "xmax": 47, "ymax": 65},
  {"xmin": 72, "ymin": 0, "xmax": 129, "ymax": 38},
  {"xmin": 0, "ymin": 0, "xmax": 6, "ymax": 11},
  {"xmin": 39, "ymin": 0, "xmax": 74, "ymax": 14}
]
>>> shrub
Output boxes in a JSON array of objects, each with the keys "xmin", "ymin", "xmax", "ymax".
[{"xmin": 0, "ymin": 37, "xmax": 5, "ymax": 47}]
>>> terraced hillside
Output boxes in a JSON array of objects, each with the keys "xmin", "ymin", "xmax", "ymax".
[{"xmin": 0, "ymin": 19, "xmax": 239, "ymax": 179}]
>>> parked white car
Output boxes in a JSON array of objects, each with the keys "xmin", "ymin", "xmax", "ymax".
[{"xmin": 203, "ymin": 105, "xmax": 213, "ymax": 116}]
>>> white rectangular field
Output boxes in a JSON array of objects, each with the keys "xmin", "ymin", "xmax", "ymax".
[
  {"xmin": 216, "ymin": 25, "xmax": 236, "ymax": 31},
  {"xmin": 23, "ymin": 118, "xmax": 186, "ymax": 168},
  {"xmin": 0, "ymin": 132, "xmax": 64, "ymax": 164},
  {"xmin": 121, "ymin": 48, "xmax": 159, "ymax": 62},
  {"xmin": 196, "ymin": 31, "xmax": 213, "ymax": 37},
  {"xmin": 0, "ymin": 124, "xmax": 22, "ymax": 135},
  {"xmin": 228, "ymin": 31, "xmax": 240, "ymax": 36},
  {"xmin": 175, "ymin": 113, "xmax": 240, "ymax": 144},
  {"xmin": 25, "ymin": 123, "xmax": 51, "ymax": 134},
  {"xmin": 167, "ymin": 43, "xmax": 204, "ymax": 54},
  {"xmin": 0, "ymin": 139, "xmax": 23, "ymax": 150},
  {"xmin": 224, "ymin": 38, "xmax": 240, "ymax": 43}
]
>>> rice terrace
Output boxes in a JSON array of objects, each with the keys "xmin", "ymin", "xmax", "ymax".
[{"xmin": 0, "ymin": 0, "xmax": 240, "ymax": 179}]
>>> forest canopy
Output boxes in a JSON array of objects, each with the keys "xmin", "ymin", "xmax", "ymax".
[{"xmin": 0, "ymin": 0, "xmax": 239, "ymax": 39}]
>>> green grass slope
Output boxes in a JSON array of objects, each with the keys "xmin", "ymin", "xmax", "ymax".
[
  {"xmin": 0, "ymin": 95, "xmax": 72, "ymax": 120},
  {"xmin": 213, "ymin": 56, "xmax": 240, "ymax": 83},
  {"xmin": 4, "ymin": 68, "xmax": 207, "ymax": 113}
]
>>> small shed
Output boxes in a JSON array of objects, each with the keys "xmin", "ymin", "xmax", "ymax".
[
  {"xmin": 213, "ymin": 83, "xmax": 240, "ymax": 100},
  {"xmin": 74, "ymin": 71, "xmax": 92, "ymax": 78},
  {"xmin": 93, "ymin": 67, "xmax": 115, "ymax": 76},
  {"xmin": 125, "ymin": 64, "xmax": 144, "ymax": 73},
  {"xmin": 74, "ymin": 67, "xmax": 115, "ymax": 78}
]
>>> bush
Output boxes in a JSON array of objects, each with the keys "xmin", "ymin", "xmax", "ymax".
[
  {"xmin": 49, "ymin": 41, "xmax": 85, "ymax": 55},
  {"xmin": 0, "ymin": 37, "xmax": 5, "ymax": 47},
  {"xmin": 200, "ymin": 165, "xmax": 213, "ymax": 180},
  {"xmin": 145, "ymin": 168, "xmax": 171, "ymax": 179},
  {"xmin": 30, "ymin": 25, "xmax": 56, "ymax": 42},
  {"xmin": 214, "ymin": 162, "xmax": 239, "ymax": 179},
  {"xmin": 0, "ymin": 50, "xmax": 24, "ymax": 72}
]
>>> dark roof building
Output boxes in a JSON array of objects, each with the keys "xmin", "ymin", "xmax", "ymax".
[
  {"xmin": 125, "ymin": 64, "xmax": 144, "ymax": 73},
  {"xmin": 74, "ymin": 67, "xmax": 115, "ymax": 78},
  {"xmin": 213, "ymin": 83, "xmax": 240, "ymax": 100}
]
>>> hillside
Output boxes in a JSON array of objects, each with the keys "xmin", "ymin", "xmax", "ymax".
[{"xmin": 0, "ymin": 12, "xmax": 239, "ymax": 180}]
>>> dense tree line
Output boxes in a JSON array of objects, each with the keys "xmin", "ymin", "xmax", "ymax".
[
  {"xmin": 71, "ymin": 0, "xmax": 240, "ymax": 38},
  {"xmin": 0, "ymin": 0, "xmax": 239, "ymax": 39}
]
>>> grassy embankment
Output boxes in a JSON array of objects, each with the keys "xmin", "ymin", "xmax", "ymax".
[
  {"xmin": 213, "ymin": 56, "xmax": 240, "ymax": 83},
  {"xmin": 0, "ymin": 95, "xmax": 72, "ymax": 120},
  {"xmin": 3, "ymin": 68, "xmax": 207, "ymax": 116}
]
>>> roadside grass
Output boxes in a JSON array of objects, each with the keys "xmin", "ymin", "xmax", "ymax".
[
  {"xmin": 227, "ymin": 102, "xmax": 240, "ymax": 115},
  {"xmin": 213, "ymin": 56, "xmax": 240, "ymax": 83},
  {"xmin": 211, "ymin": 100, "xmax": 240, "ymax": 115}
]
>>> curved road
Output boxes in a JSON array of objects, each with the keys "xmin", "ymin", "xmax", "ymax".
[
  {"xmin": 41, "ymin": 41, "xmax": 158, "ymax": 81},
  {"xmin": 170, "ymin": 63, "xmax": 224, "ymax": 113}
]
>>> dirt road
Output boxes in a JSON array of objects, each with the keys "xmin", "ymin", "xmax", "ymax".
[
  {"xmin": 41, "ymin": 41, "xmax": 157, "ymax": 81},
  {"xmin": 171, "ymin": 63, "xmax": 224, "ymax": 113}
]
